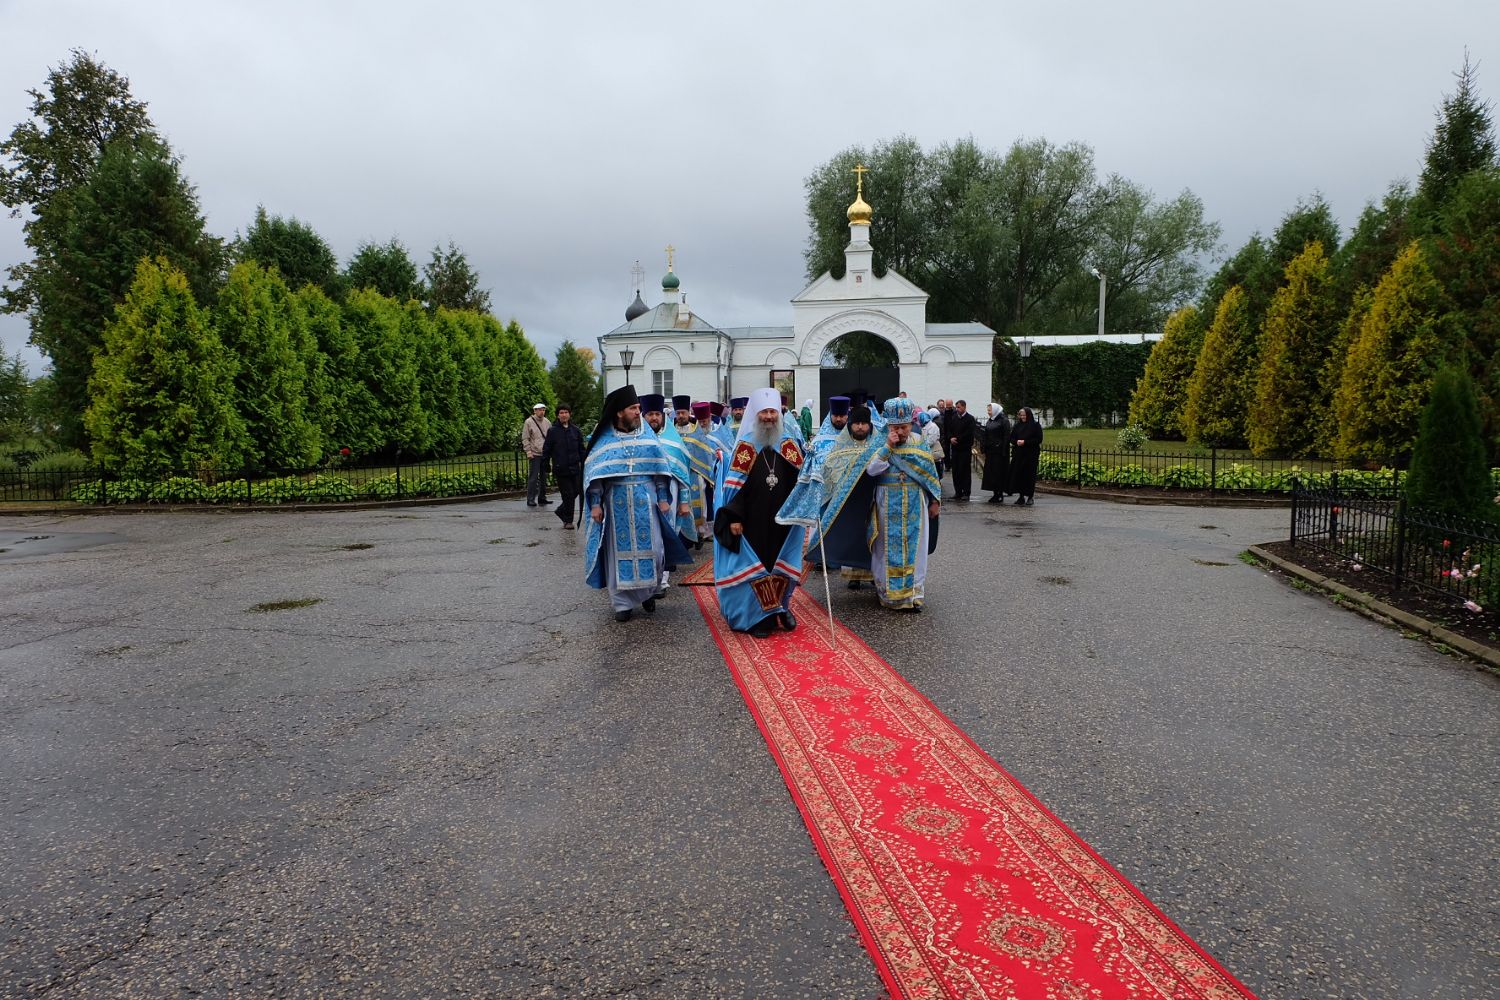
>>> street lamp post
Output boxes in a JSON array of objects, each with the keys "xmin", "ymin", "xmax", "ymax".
[
  {"xmin": 1088, "ymin": 267, "xmax": 1107, "ymax": 339},
  {"xmin": 1017, "ymin": 337, "xmax": 1033, "ymax": 409},
  {"xmin": 620, "ymin": 347, "xmax": 635, "ymax": 389}
]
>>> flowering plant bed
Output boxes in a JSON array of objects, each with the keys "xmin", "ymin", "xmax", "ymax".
[{"xmin": 1256, "ymin": 539, "xmax": 1499, "ymax": 656}]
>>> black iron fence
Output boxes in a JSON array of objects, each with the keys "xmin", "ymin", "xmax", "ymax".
[
  {"xmin": 1290, "ymin": 480, "xmax": 1499, "ymax": 610},
  {"xmin": 1036, "ymin": 444, "xmax": 1396, "ymax": 494},
  {"xmin": 0, "ymin": 451, "xmax": 539, "ymax": 505}
]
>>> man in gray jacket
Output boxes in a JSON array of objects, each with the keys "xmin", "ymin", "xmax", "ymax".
[{"xmin": 522, "ymin": 403, "xmax": 552, "ymax": 507}]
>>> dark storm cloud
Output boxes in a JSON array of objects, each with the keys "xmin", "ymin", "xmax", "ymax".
[{"xmin": 3, "ymin": 0, "xmax": 1495, "ymax": 373}]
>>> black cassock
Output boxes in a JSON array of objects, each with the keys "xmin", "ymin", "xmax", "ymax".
[
  {"xmin": 980, "ymin": 415, "xmax": 1011, "ymax": 494},
  {"xmin": 1009, "ymin": 419, "xmax": 1043, "ymax": 498},
  {"xmin": 713, "ymin": 446, "xmax": 800, "ymax": 568}
]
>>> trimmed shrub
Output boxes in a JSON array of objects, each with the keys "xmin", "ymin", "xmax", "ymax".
[
  {"xmin": 148, "ymin": 477, "xmax": 213, "ymax": 503},
  {"xmin": 362, "ymin": 474, "xmax": 402, "ymax": 498},
  {"xmin": 298, "ymin": 474, "xmax": 357, "ymax": 502},
  {"xmin": 1405, "ymin": 366, "xmax": 1494, "ymax": 521},
  {"xmin": 70, "ymin": 478, "xmax": 152, "ymax": 504},
  {"xmin": 414, "ymin": 471, "xmax": 494, "ymax": 497},
  {"xmin": 27, "ymin": 450, "xmax": 92, "ymax": 494},
  {"xmin": 1159, "ymin": 464, "xmax": 1212, "ymax": 488},
  {"xmin": 1037, "ymin": 455, "xmax": 1072, "ymax": 481},
  {"xmin": 1105, "ymin": 464, "xmax": 1153, "ymax": 487},
  {"xmin": 1116, "ymin": 424, "xmax": 1148, "ymax": 451},
  {"xmin": 251, "ymin": 477, "xmax": 305, "ymax": 504}
]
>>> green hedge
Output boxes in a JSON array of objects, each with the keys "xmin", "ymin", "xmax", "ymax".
[
  {"xmin": 67, "ymin": 469, "xmax": 508, "ymax": 505},
  {"xmin": 1032, "ymin": 456, "xmax": 1464, "ymax": 493}
]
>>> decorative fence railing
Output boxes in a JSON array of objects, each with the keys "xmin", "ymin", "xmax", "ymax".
[
  {"xmin": 1035, "ymin": 444, "xmax": 1403, "ymax": 494},
  {"xmin": 1290, "ymin": 481, "xmax": 1499, "ymax": 610},
  {"xmin": 0, "ymin": 451, "xmax": 538, "ymax": 505}
]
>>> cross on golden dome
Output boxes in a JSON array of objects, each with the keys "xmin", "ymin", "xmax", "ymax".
[{"xmin": 847, "ymin": 164, "xmax": 872, "ymax": 226}]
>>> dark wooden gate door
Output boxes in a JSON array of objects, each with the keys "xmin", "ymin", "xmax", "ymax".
[{"xmin": 819, "ymin": 366, "xmax": 900, "ymax": 418}]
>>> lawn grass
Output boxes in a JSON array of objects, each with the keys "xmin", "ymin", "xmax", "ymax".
[
  {"xmin": 1040, "ymin": 427, "xmax": 1235, "ymax": 457},
  {"xmin": 1038, "ymin": 427, "xmax": 1340, "ymax": 468}
]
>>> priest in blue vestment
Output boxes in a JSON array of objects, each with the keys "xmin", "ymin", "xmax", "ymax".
[
  {"xmin": 712, "ymin": 387, "xmax": 806, "ymax": 638},
  {"xmin": 863, "ymin": 397, "xmax": 942, "ymax": 610},
  {"xmin": 583, "ymin": 385, "xmax": 694, "ymax": 622}
]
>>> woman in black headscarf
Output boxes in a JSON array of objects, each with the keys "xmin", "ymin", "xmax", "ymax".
[
  {"xmin": 1008, "ymin": 406, "xmax": 1043, "ymax": 506},
  {"xmin": 980, "ymin": 401, "xmax": 1011, "ymax": 503}
]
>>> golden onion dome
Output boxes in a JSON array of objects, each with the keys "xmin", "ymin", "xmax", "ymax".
[{"xmin": 846, "ymin": 191, "xmax": 872, "ymax": 226}]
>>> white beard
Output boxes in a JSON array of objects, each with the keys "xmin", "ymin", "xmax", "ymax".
[{"xmin": 748, "ymin": 420, "xmax": 781, "ymax": 451}]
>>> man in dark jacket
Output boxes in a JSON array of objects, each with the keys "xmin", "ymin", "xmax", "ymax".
[
  {"xmin": 542, "ymin": 404, "xmax": 586, "ymax": 528},
  {"xmin": 947, "ymin": 399, "xmax": 978, "ymax": 500}
]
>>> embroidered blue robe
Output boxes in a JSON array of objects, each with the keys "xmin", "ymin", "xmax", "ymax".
[{"xmin": 583, "ymin": 425, "xmax": 694, "ymax": 592}]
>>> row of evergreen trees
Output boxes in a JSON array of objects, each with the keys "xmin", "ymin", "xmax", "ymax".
[
  {"xmin": 87, "ymin": 257, "xmax": 553, "ymax": 475},
  {"xmin": 2, "ymin": 52, "xmax": 568, "ymax": 470},
  {"xmin": 1129, "ymin": 57, "xmax": 1499, "ymax": 467}
]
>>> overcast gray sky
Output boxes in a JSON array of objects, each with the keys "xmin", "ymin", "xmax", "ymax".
[{"xmin": 3, "ymin": 0, "xmax": 1495, "ymax": 375}]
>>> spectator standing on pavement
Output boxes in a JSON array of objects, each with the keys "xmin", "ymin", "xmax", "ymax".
[
  {"xmin": 523, "ymin": 403, "xmax": 552, "ymax": 507},
  {"xmin": 981, "ymin": 402, "xmax": 1011, "ymax": 503},
  {"xmin": 1009, "ymin": 406, "xmax": 1043, "ymax": 506},
  {"xmin": 542, "ymin": 404, "xmax": 585, "ymax": 528},
  {"xmin": 947, "ymin": 399, "xmax": 978, "ymax": 500}
]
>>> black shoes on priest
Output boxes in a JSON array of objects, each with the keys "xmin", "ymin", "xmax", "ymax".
[
  {"xmin": 614, "ymin": 597, "xmax": 658, "ymax": 623},
  {"xmin": 748, "ymin": 610, "xmax": 796, "ymax": 639}
]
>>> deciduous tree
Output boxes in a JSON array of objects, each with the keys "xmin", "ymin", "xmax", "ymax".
[{"xmin": 1, "ymin": 51, "xmax": 157, "ymax": 318}]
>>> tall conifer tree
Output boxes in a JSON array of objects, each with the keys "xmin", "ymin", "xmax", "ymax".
[
  {"xmin": 1334, "ymin": 242, "xmax": 1462, "ymax": 463},
  {"xmin": 85, "ymin": 258, "xmax": 244, "ymax": 475},
  {"xmin": 1404, "ymin": 366, "xmax": 1493, "ymax": 520},
  {"xmin": 1126, "ymin": 306, "xmax": 1203, "ymax": 440},
  {"xmin": 214, "ymin": 262, "xmax": 321, "ymax": 469},
  {"xmin": 1249, "ymin": 243, "xmax": 1338, "ymax": 457},
  {"xmin": 1183, "ymin": 286, "xmax": 1255, "ymax": 447}
]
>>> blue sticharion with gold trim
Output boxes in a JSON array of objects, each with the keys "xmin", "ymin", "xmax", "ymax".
[{"xmin": 583, "ymin": 423, "xmax": 694, "ymax": 589}]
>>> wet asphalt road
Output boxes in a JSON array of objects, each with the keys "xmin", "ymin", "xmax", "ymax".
[{"xmin": 0, "ymin": 495, "xmax": 1496, "ymax": 999}]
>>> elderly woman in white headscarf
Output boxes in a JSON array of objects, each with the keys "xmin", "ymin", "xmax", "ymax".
[{"xmin": 980, "ymin": 401, "xmax": 1011, "ymax": 502}]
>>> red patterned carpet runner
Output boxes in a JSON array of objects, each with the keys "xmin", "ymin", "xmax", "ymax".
[
  {"xmin": 694, "ymin": 586, "xmax": 1257, "ymax": 1000},
  {"xmin": 677, "ymin": 556, "xmax": 717, "ymax": 586}
]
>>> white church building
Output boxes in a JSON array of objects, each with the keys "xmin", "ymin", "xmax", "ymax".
[{"xmin": 596, "ymin": 179, "xmax": 995, "ymax": 416}]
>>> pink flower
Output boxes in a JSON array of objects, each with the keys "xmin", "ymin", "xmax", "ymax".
[
  {"xmin": 1463, "ymin": 600, "xmax": 1483, "ymax": 613},
  {"xmin": 1351, "ymin": 563, "xmax": 1362, "ymax": 571}
]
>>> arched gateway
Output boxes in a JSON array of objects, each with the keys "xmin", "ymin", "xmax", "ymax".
[{"xmin": 598, "ymin": 174, "xmax": 994, "ymax": 416}]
